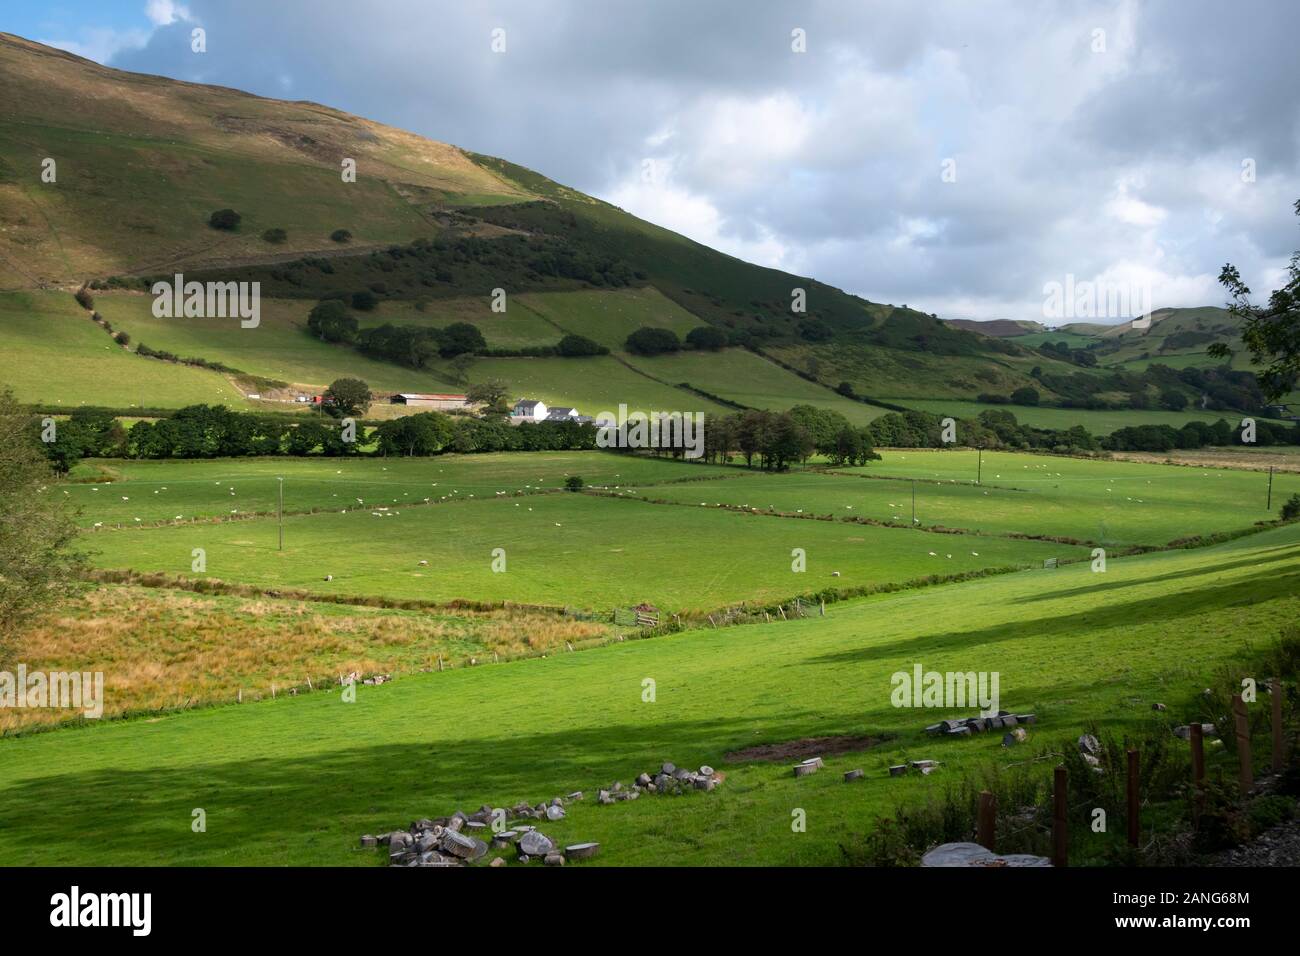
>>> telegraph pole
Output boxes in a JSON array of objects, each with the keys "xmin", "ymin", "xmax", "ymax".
[
  {"xmin": 977, "ymin": 446, "xmax": 983, "ymax": 486},
  {"xmin": 1267, "ymin": 466, "xmax": 1274, "ymax": 511},
  {"xmin": 911, "ymin": 479, "xmax": 916, "ymax": 526},
  {"xmin": 278, "ymin": 477, "xmax": 284, "ymax": 551}
]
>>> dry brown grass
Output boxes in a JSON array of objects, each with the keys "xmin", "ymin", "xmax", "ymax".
[{"xmin": 2, "ymin": 585, "xmax": 611, "ymax": 733}]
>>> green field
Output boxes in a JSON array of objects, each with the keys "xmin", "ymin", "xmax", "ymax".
[
  {"xmin": 627, "ymin": 347, "xmax": 885, "ymax": 424},
  {"xmin": 886, "ymin": 398, "xmax": 1259, "ymax": 434},
  {"xmin": 85, "ymin": 482, "xmax": 1083, "ymax": 611},
  {"xmin": 0, "ymin": 291, "xmax": 244, "ymax": 408},
  {"xmin": 628, "ymin": 451, "xmax": 1298, "ymax": 546},
  {"xmin": 2, "ymin": 520, "xmax": 1295, "ymax": 865},
  {"xmin": 95, "ymin": 295, "xmax": 464, "ymax": 394},
  {"xmin": 64, "ymin": 452, "xmax": 730, "ymax": 527}
]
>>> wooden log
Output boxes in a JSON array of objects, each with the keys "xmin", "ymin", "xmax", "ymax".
[
  {"xmin": 1233, "ymin": 693, "xmax": 1252, "ymax": 794},
  {"xmin": 1052, "ymin": 765, "xmax": 1068, "ymax": 867},
  {"xmin": 977, "ymin": 790, "xmax": 996, "ymax": 851}
]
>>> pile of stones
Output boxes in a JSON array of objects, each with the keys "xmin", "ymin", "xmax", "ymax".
[
  {"xmin": 597, "ymin": 761, "xmax": 719, "ymax": 803},
  {"xmin": 364, "ymin": 802, "xmax": 597, "ymax": 868},
  {"xmin": 925, "ymin": 711, "xmax": 1037, "ymax": 737},
  {"xmin": 363, "ymin": 760, "xmax": 723, "ymax": 867}
]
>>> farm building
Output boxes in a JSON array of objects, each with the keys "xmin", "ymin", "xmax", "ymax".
[
  {"xmin": 512, "ymin": 399, "xmax": 548, "ymax": 421},
  {"xmin": 545, "ymin": 407, "xmax": 580, "ymax": 421},
  {"xmin": 390, "ymin": 393, "xmax": 470, "ymax": 411}
]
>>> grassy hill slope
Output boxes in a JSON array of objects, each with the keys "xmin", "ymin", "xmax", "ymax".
[{"xmin": 2, "ymin": 520, "xmax": 1296, "ymax": 865}]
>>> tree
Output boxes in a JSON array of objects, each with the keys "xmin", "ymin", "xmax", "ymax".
[
  {"xmin": 685, "ymin": 326, "xmax": 728, "ymax": 350},
  {"xmin": 798, "ymin": 319, "xmax": 834, "ymax": 342},
  {"xmin": 74, "ymin": 287, "xmax": 94, "ymax": 310},
  {"xmin": 330, "ymin": 229, "xmax": 352, "ymax": 243},
  {"xmin": 324, "ymin": 378, "xmax": 371, "ymax": 417},
  {"xmin": 1011, "ymin": 386, "xmax": 1040, "ymax": 406},
  {"xmin": 439, "ymin": 322, "xmax": 487, "ymax": 358},
  {"xmin": 466, "ymin": 379, "xmax": 510, "ymax": 416},
  {"xmin": 208, "ymin": 208, "xmax": 241, "ymax": 230},
  {"xmin": 625, "ymin": 326, "xmax": 681, "ymax": 355},
  {"xmin": 835, "ymin": 381, "xmax": 857, "ymax": 398},
  {"xmin": 1160, "ymin": 388, "xmax": 1189, "ymax": 411},
  {"xmin": 307, "ymin": 300, "xmax": 358, "ymax": 343},
  {"xmin": 1, "ymin": 390, "xmax": 82, "ymax": 659},
  {"xmin": 351, "ymin": 290, "xmax": 379, "ymax": 311},
  {"xmin": 556, "ymin": 334, "xmax": 608, "ymax": 356},
  {"xmin": 1211, "ymin": 199, "xmax": 1300, "ymax": 399}
]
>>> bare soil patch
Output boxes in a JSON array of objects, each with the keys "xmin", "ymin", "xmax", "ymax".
[{"xmin": 725, "ymin": 734, "xmax": 886, "ymax": 762}]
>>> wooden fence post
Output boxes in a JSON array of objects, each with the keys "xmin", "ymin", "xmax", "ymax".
[
  {"xmin": 977, "ymin": 790, "xmax": 996, "ymax": 851},
  {"xmin": 1126, "ymin": 748, "xmax": 1139, "ymax": 848},
  {"xmin": 1272, "ymin": 678, "xmax": 1284, "ymax": 772},
  {"xmin": 1190, "ymin": 722, "xmax": 1205, "ymax": 820},
  {"xmin": 1233, "ymin": 693, "xmax": 1252, "ymax": 794},
  {"xmin": 1052, "ymin": 765, "xmax": 1068, "ymax": 867}
]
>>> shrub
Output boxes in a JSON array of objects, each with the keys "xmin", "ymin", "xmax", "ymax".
[
  {"xmin": 330, "ymin": 229, "xmax": 352, "ymax": 243},
  {"xmin": 556, "ymin": 334, "xmax": 607, "ymax": 357},
  {"xmin": 113, "ymin": 331, "xmax": 130, "ymax": 346},
  {"xmin": 208, "ymin": 209, "xmax": 241, "ymax": 231},
  {"xmin": 1011, "ymin": 386, "xmax": 1040, "ymax": 406},
  {"xmin": 625, "ymin": 326, "xmax": 681, "ymax": 355},
  {"xmin": 565, "ymin": 475, "xmax": 584, "ymax": 492},
  {"xmin": 685, "ymin": 326, "xmax": 728, "ymax": 351},
  {"xmin": 351, "ymin": 290, "xmax": 379, "ymax": 311},
  {"xmin": 74, "ymin": 287, "xmax": 94, "ymax": 310},
  {"xmin": 262, "ymin": 228, "xmax": 288, "ymax": 244},
  {"xmin": 1281, "ymin": 493, "xmax": 1300, "ymax": 522}
]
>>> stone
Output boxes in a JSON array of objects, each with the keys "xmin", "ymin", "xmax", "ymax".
[
  {"xmin": 844, "ymin": 769, "xmax": 865, "ymax": 782},
  {"xmin": 699, "ymin": 765, "xmax": 715, "ymax": 777},
  {"xmin": 661, "ymin": 762, "xmax": 676, "ymax": 775},
  {"xmin": 545, "ymin": 804, "xmax": 566, "ymax": 821},
  {"xmin": 489, "ymin": 857, "xmax": 507, "ymax": 867},
  {"xmin": 694, "ymin": 776, "xmax": 716, "ymax": 791},
  {"xmin": 921, "ymin": 842, "xmax": 1051, "ymax": 867},
  {"xmin": 465, "ymin": 821, "xmax": 488, "ymax": 832},
  {"xmin": 360, "ymin": 834, "xmax": 378, "ymax": 847},
  {"xmin": 1001, "ymin": 728, "xmax": 1027, "ymax": 747},
  {"xmin": 1078, "ymin": 733, "xmax": 1101, "ymax": 755},
  {"xmin": 1016, "ymin": 714, "xmax": 1037, "ymax": 725},
  {"xmin": 565, "ymin": 842, "xmax": 601, "ymax": 860},
  {"xmin": 519, "ymin": 830, "xmax": 555, "ymax": 857},
  {"xmin": 793, "ymin": 763, "xmax": 819, "ymax": 778},
  {"xmin": 909, "ymin": 760, "xmax": 937, "ymax": 770},
  {"xmin": 654, "ymin": 773, "xmax": 670, "ymax": 789},
  {"xmin": 517, "ymin": 854, "xmax": 531, "ymax": 864},
  {"xmin": 388, "ymin": 831, "xmax": 413, "ymax": 849},
  {"xmin": 636, "ymin": 773, "xmax": 652, "ymax": 787},
  {"xmin": 801, "ymin": 757, "xmax": 824, "ymax": 769},
  {"xmin": 597, "ymin": 790, "xmax": 614, "ymax": 805},
  {"xmin": 1152, "ymin": 702, "xmax": 1167, "ymax": 711},
  {"xmin": 543, "ymin": 853, "xmax": 565, "ymax": 866},
  {"xmin": 567, "ymin": 791, "xmax": 584, "ymax": 801},
  {"xmin": 889, "ymin": 765, "xmax": 907, "ymax": 777}
]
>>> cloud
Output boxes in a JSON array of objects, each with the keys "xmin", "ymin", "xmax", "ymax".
[{"xmin": 99, "ymin": 0, "xmax": 1300, "ymax": 323}]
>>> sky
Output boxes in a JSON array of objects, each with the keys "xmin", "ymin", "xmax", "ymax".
[{"xmin": 10, "ymin": 0, "xmax": 1300, "ymax": 324}]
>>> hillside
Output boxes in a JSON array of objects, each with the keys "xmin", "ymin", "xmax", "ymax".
[
  {"xmin": 942, "ymin": 318, "xmax": 1045, "ymax": 337},
  {"xmin": 0, "ymin": 32, "xmax": 1100, "ymax": 421}
]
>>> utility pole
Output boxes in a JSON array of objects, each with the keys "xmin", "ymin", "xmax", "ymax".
[
  {"xmin": 1267, "ymin": 465, "xmax": 1274, "ymax": 511},
  {"xmin": 977, "ymin": 446, "xmax": 983, "ymax": 485},
  {"xmin": 278, "ymin": 477, "xmax": 284, "ymax": 551},
  {"xmin": 911, "ymin": 479, "xmax": 916, "ymax": 526}
]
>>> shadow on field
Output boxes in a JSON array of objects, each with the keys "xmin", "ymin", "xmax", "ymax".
[
  {"xmin": 1011, "ymin": 544, "xmax": 1300, "ymax": 605},
  {"xmin": 0, "ymin": 711, "xmax": 846, "ymax": 865},
  {"xmin": 805, "ymin": 570, "xmax": 1300, "ymax": 667}
]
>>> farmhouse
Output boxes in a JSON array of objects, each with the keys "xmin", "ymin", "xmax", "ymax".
[
  {"xmin": 545, "ymin": 406, "xmax": 580, "ymax": 422},
  {"xmin": 390, "ymin": 393, "xmax": 470, "ymax": 411},
  {"xmin": 512, "ymin": 399, "xmax": 548, "ymax": 421}
]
